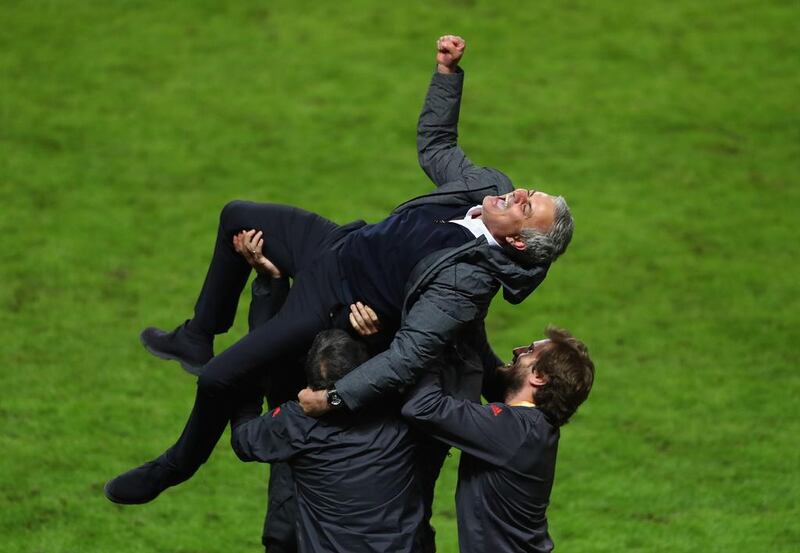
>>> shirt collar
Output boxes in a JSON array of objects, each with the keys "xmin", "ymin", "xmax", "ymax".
[
  {"xmin": 509, "ymin": 401, "xmax": 537, "ymax": 408},
  {"xmin": 449, "ymin": 205, "xmax": 502, "ymax": 249}
]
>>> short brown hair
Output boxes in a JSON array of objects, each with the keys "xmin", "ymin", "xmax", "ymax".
[{"xmin": 533, "ymin": 327, "xmax": 594, "ymax": 427}]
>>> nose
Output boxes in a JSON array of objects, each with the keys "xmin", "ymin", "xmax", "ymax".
[
  {"xmin": 511, "ymin": 189, "xmax": 528, "ymax": 204},
  {"xmin": 512, "ymin": 344, "xmax": 532, "ymax": 359}
]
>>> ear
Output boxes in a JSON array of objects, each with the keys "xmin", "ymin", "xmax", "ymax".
[
  {"xmin": 505, "ymin": 234, "xmax": 527, "ymax": 251},
  {"xmin": 530, "ymin": 370, "xmax": 548, "ymax": 387}
]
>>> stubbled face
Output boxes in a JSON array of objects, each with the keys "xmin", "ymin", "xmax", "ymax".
[
  {"xmin": 481, "ymin": 189, "xmax": 556, "ymax": 247},
  {"xmin": 496, "ymin": 338, "xmax": 552, "ymax": 392}
]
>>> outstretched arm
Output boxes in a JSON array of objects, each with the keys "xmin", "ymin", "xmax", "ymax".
[
  {"xmin": 417, "ymin": 35, "xmax": 477, "ymax": 187},
  {"xmin": 298, "ymin": 264, "xmax": 498, "ymax": 414},
  {"xmin": 401, "ymin": 372, "xmax": 525, "ymax": 466},
  {"xmin": 476, "ymin": 322, "xmax": 507, "ymax": 403}
]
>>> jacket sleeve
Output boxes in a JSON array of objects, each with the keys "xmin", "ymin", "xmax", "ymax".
[
  {"xmin": 248, "ymin": 275, "xmax": 290, "ymax": 331},
  {"xmin": 334, "ymin": 264, "xmax": 497, "ymax": 411},
  {"xmin": 230, "ymin": 402, "xmax": 308, "ymax": 463},
  {"xmin": 476, "ymin": 322, "xmax": 506, "ymax": 403},
  {"xmin": 401, "ymin": 372, "xmax": 525, "ymax": 466},
  {"xmin": 417, "ymin": 68, "xmax": 478, "ymax": 187}
]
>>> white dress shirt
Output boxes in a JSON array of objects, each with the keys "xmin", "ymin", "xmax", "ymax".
[{"xmin": 449, "ymin": 205, "xmax": 502, "ymax": 249}]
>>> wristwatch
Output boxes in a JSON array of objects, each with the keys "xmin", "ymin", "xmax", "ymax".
[{"xmin": 326, "ymin": 389, "xmax": 343, "ymax": 408}]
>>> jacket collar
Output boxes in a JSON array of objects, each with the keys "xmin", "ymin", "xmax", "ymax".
[{"xmin": 402, "ymin": 236, "xmax": 549, "ymax": 314}]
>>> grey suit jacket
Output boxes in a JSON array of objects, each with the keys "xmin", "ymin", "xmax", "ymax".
[{"xmin": 335, "ymin": 69, "xmax": 549, "ymax": 410}]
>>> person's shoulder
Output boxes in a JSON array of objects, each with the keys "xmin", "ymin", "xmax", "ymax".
[
  {"xmin": 514, "ymin": 406, "xmax": 559, "ymax": 441},
  {"xmin": 510, "ymin": 405, "xmax": 545, "ymax": 420},
  {"xmin": 487, "ymin": 402, "xmax": 531, "ymax": 421},
  {"xmin": 345, "ymin": 405, "xmax": 408, "ymax": 428},
  {"xmin": 500, "ymin": 404, "xmax": 539, "ymax": 424},
  {"xmin": 362, "ymin": 414, "xmax": 413, "ymax": 444},
  {"xmin": 277, "ymin": 400, "xmax": 303, "ymax": 415}
]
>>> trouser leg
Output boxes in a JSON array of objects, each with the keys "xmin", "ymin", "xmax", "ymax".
[
  {"xmin": 261, "ymin": 461, "xmax": 298, "ymax": 553},
  {"xmin": 260, "ymin": 358, "xmax": 304, "ymax": 552},
  {"xmin": 164, "ymin": 273, "xmax": 336, "ymax": 476},
  {"xmin": 412, "ymin": 363, "xmax": 483, "ymax": 553},
  {"xmin": 264, "ymin": 541, "xmax": 294, "ymax": 553},
  {"xmin": 192, "ymin": 201, "xmax": 340, "ymax": 335},
  {"xmin": 414, "ymin": 433, "xmax": 450, "ymax": 553},
  {"xmin": 244, "ymin": 277, "xmax": 303, "ymax": 552}
]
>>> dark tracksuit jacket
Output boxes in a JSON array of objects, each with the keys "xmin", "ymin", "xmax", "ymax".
[
  {"xmin": 402, "ymin": 374, "xmax": 560, "ymax": 553},
  {"xmin": 232, "ymin": 401, "xmax": 425, "ymax": 553}
]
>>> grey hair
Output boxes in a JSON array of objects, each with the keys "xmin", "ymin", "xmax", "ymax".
[{"xmin": 515, "ymin": 196, "xmax": 574, "ymax": 266}]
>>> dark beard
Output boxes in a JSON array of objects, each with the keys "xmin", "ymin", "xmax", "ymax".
[{"xmin": 495, "ymin": 362, "xmax": 526, "ymax": 397}]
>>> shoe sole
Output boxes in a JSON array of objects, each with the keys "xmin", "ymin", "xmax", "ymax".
[{"xmin": 139, "ymin": 331, "xmax": 205, "ymax": 376}]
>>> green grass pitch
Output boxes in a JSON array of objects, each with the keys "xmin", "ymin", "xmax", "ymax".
[{"xmin": 1, "ymin": 1, "xmax": 798, "ymax": 551}]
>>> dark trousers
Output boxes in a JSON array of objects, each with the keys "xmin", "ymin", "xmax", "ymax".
[
  {"xmin": 414, "ymin": 435, "xmax": 450, "ymax": 553},
  {"xmin": 260, "ymin": 353, "xmax": 306, "ymax": 553},
  {"xmin": 262, "ymin": 461, "xmax": 298, "ymax": 553},
  {"xmin": 256, "ymin": 330, "xmax": 305, "ymax": 553},
  {"xmin": 163, "ymin": 201, "xmax": 350, "ymax": 477},
  {"xmin": 414, "ymin": 348, "xmax": 485, "ymax": 553}
]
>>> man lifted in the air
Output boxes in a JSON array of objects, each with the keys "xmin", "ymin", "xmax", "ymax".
[{"xmin": 105, "ymin": 36, "xmax": 575, "ymax": 521}]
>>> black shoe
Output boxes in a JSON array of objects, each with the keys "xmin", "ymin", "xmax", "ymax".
[
  {"xmin": 140, "ymin": 320, "xmax": 213, "ymax": 376},
  {"xmin": 104, "ymin": 457, "xmax": 185, "ymax": 505}
]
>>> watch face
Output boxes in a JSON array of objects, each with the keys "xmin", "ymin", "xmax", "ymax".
[{"xmin": 328, "ymin": 390, "xmax": 342, "ymax": 407}]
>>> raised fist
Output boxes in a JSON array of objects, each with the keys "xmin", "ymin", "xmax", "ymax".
[{"xmin": 436, "ymin": 35, "xmax": 466, "ymax": 73}]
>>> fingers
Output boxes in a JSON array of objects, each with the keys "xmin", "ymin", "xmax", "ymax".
[
  {"xmin": 359, "ymin": 303, "xmax": 379, "ymax": 331},
  {"xmin": 232, "ymin": 230, "xmax": 259, "ymax": 268},
  {"xmin": 252, "ymin": 230, "xmax": 263, "ymax": 252},
  {"xmin": 297, "ymin": 388, "xmax": 312, "ymax": 414},
  {"xmin": 241, "ymin": 230, "xmax": 260, "ymax": 253},
  {"xmin": 232, "ymin": 229, "xmax": 281, "ymax": 277},
  {"xmin": 236, "ymin": 230, "xmax": 265, "ymax": 261},
  {"xmin": 233, "ymin": 231, "xmax": 250, "ymax": 256},
  {"xmin": 298, "ymin": 388, "xmax": 329, "ymax": 417},
  {"xmin": 349, "ymin": 304, "xmax": 368, "ymax": 335},
  {"xmin": 349, "ymin": 302, "xmax": 380, "ymax": 336},
  {"xmin": 437, "ymin": 34, "xmax": 465, "ymax": 53},
  {"xmin": 355, "ymin": 302, "xmax": 377, "ymax": 334},
  {"xmin": 349, "ymin": 312, "xmax": 361, "ymax": 334}
]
